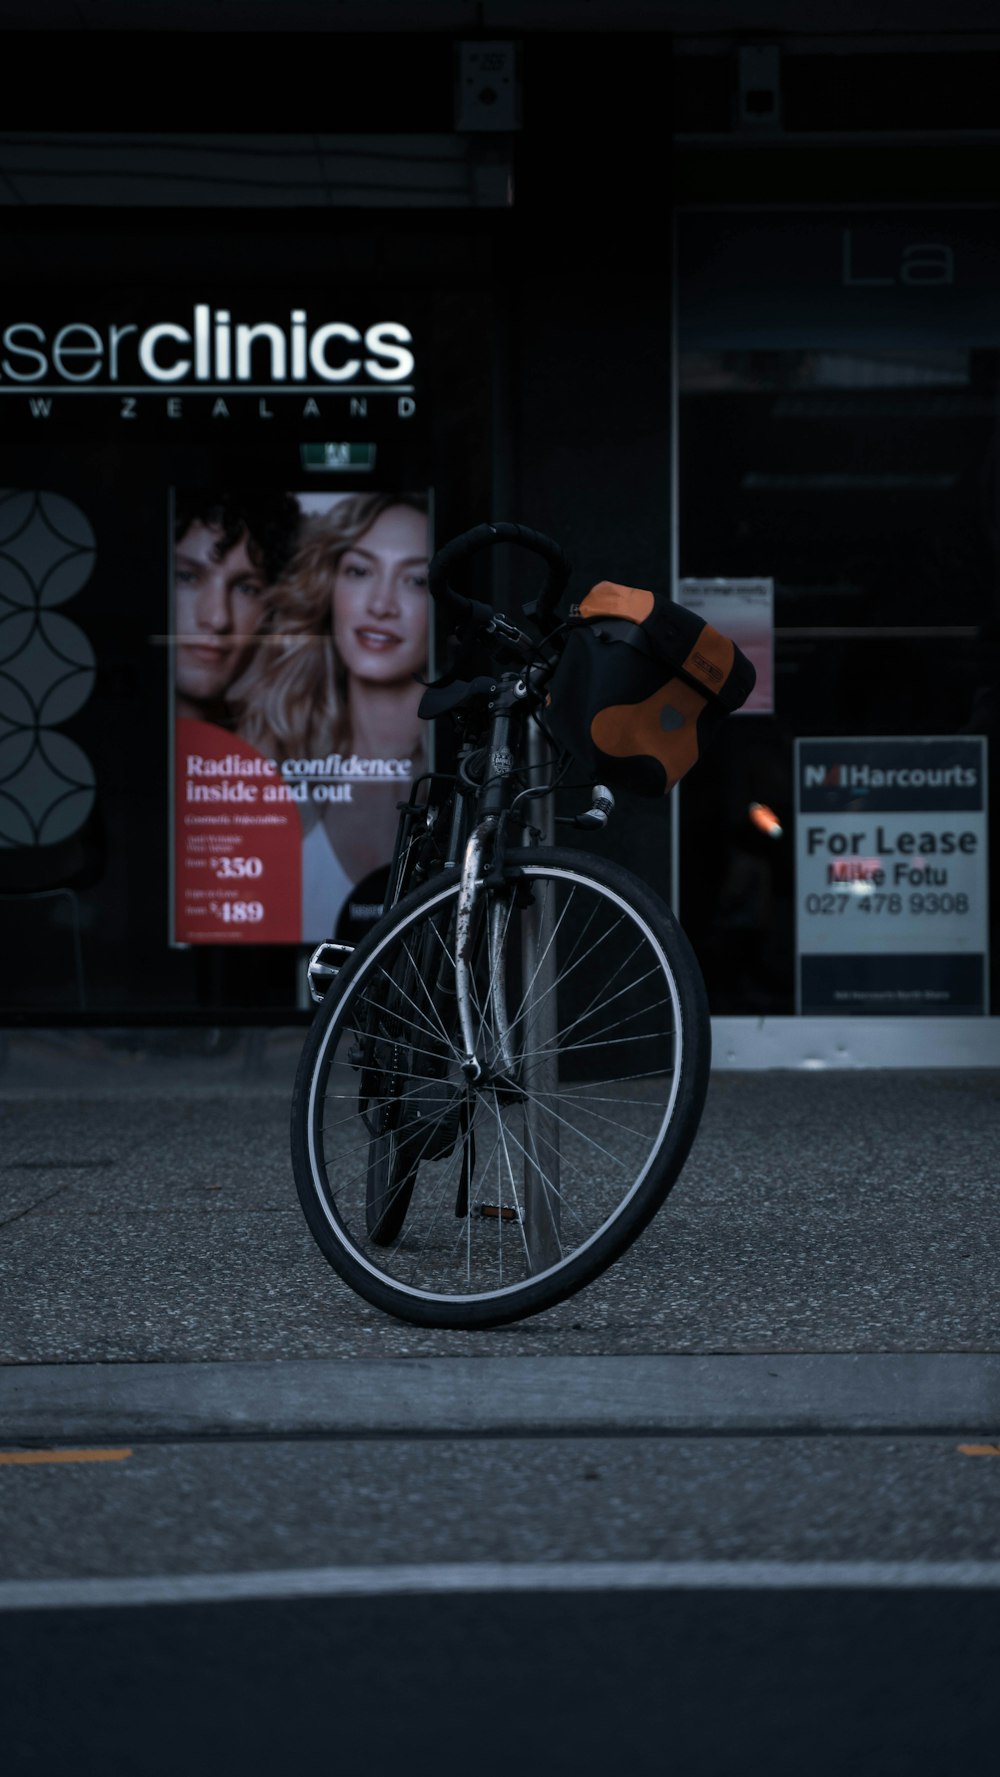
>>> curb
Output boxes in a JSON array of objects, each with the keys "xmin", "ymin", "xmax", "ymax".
[{"xmin": 2, "ymin": 1353, "xmax": 999, "ymax": 1442}]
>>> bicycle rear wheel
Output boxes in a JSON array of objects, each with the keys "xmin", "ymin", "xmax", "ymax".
[{"xmin": 291, "ymin": 846, "xmax": 711, "ymax": 1329}]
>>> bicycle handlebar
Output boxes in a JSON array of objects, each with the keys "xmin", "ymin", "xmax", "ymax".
[{"xmin": 427, "ymin": 521, "xmax": 572, "ymax": 638}]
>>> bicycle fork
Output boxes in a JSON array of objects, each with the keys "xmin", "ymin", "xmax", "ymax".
[
  {"xmin": 453, "ymin": 792, "xmax": 562, "ymax": 1267},
  {"xmin": 454, "ymin": 816, "xmax": 514, "ymax": 1083}
]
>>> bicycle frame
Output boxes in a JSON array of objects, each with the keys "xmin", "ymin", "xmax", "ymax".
[
  {"xmin": 307, "ymin": 663, "xmax": 553, "ymax": 1004},
  {"xmin": 444, "ymin": 669, "xmax": 563, "ymax": 1264}
]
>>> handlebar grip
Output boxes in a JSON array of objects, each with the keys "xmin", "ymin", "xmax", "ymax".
[{"xmin": 428, "ymin": 521, "xmax": 571, "ymax": 632}]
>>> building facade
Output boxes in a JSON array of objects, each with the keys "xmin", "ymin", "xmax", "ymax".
[{"xmin": 1, "ymin": 25, "xmax": 996, "ymax": 1060}]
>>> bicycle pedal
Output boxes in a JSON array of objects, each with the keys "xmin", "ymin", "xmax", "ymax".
[
  {"xmin": 478, "ymin": 1203, "xmax": 521, "ymax": 1223},
  {"xmin": 307, "ymin": 941, "xmax": 354, "ymax": 1003}
]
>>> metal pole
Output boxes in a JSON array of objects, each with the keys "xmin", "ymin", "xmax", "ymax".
[{"xmin": 521, "ymin": 715, "xmax": 561, "ymax": 1271}]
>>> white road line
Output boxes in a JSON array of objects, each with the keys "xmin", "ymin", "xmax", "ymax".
[{"xmin": 2, "ymin": 1560, "xmax": 1000, "ymax": 1611}]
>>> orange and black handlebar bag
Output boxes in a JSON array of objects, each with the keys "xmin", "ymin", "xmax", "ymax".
[{"xmin": 544, "ymin": 580, "xmax": 757, "ymax": 798}]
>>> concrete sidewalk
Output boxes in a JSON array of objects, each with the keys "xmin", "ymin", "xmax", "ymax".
[
  {"xmin": 0, "ymin": 1025, "xmax": 305, "ymax": 1098},
  {"xmin": 0, "ymin": 1029, "xmax": 997, "ymax": 1376}
]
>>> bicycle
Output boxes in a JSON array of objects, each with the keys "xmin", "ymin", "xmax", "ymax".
[{"xmin": 290, "ymin": 521, "xmax": 713, "ymax": 1330}]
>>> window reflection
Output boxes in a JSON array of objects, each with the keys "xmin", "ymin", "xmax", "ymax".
[{"xmin": 677, "ymin": 339, "xmax": 999, "ymax": 1014}]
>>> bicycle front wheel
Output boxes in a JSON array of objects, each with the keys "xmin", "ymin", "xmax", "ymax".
[{"xmin": 291, "ymin": 846, "xmax": 711, "ymax": 1329}]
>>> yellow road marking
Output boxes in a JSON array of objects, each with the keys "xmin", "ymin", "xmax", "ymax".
[
  {"xmin": 0, "ymin": 1448, "xmax": 132, "ymax": 1466},
  {"xmin": 957, "ymin": 1444, "xmax": 1000, "ymax": 1457}
]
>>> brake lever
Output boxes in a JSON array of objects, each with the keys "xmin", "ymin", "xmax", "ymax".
[
  {"xmin": 484, "ymin": 611, "xmax": 530, "ymax": 646},
  {"xmin": 480, "ymin": 611, "xmax": 545, "ymax": 667}
]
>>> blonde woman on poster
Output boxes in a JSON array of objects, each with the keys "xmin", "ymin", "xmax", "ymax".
[{"xmin": 230, "ymin": 490, "xmax": 431, "ymax": 939}]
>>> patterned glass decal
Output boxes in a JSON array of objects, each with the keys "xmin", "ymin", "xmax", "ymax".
[{"xmin": 0, "ymin": 491, "xmax": 97, "ymax": 847}]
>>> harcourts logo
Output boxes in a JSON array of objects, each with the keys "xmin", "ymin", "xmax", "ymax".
[
  {"xmin": 803, "ymin": 760, "xmax": 978, "ymax": 790},
  {"xmin": 0, "ymin": 307, "xmax": 415, "ymax": 389}
]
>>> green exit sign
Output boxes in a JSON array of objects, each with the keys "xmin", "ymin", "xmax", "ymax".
[{"xmin": 300, "ymin": 442, "xmax": 377, "ymax": 472}]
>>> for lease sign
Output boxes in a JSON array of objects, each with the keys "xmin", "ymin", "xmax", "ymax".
[{"xmin": 795, "ymin": 737, "xmax": 989, "ymax": 1015}]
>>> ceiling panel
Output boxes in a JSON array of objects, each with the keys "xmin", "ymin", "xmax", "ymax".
[{"xmin": 0, "ymin": 1, "xmax": 993, "ymax": 29}]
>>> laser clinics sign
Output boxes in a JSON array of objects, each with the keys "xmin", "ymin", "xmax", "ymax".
[
  {"xmin": 795, "ymin": 737, "xmax": 988, "ymax": 1015},
  {"xmin": 0, "ymin": 301, "xmax": 419, "ymax": 429}
]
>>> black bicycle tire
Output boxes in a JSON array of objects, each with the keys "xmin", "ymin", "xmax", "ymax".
[{"xmin": 290, "ymin": 846, "xmax": 711, "ymax": 1330}]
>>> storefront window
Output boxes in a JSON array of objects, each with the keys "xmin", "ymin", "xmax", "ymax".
[
  {"xmin": 675, "ymin": 208, "xmax": 999, "ymax": 1017},
  {"xmin": 0, "ymin": 243, "xmax": 497, "ymax": 1019}
]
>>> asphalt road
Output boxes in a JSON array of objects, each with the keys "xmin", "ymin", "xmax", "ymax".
[
  {"xmin": 3, "ymin": 1421, "xmax": 1000, "ymax": 1776},
  {"xmin": 5, "ymin": 1581, "xmax": 999, "ymax": 1777}
]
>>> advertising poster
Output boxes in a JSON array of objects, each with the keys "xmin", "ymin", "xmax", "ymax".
[
  {"xmin": 170, "ymin": 486, "xmax": 432, "ymax": 946},
  {"xmin": 795, "ymin": 736, "xmax": 989, "ymax": 1015},
  {"xmin": 677, "ymin": 578, "xmax": 774, "ymax": 715}
]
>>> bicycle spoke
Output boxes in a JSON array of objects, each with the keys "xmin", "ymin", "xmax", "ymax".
[
  {"xmin": 488, "ymin": 1101, "xmax": 532, "ymax": 1271},
  {"xmin": 513, "ymin": 1086, "xmax": 667, "ymax": 1147},
  {"xmin": 549, "ymin": 1069, "xmax": 677, "ymax": 1094},
  {"xmin": 519, "ymin": 1029, "xmax": 674, "ymax": 1063},
  {"xmin": 474, "ymin": 1108, "xmax": 586, "ymax": 1242},
  {"xmin": 512, "ymin": 1081, "xmax": 636, "ymax": 1173},
  {"xmin": 514, "ymin": 962, "xmax": 670, "ymax": 1061},
  {"xmin": 504, "ymin": 879, "xmax": 596, "ymax": 1037}
]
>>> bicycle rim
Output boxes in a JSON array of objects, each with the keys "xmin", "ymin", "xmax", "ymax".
[{"xmin": 292, "ymin": 850, "xmax": 709, "ymax": 1328}]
